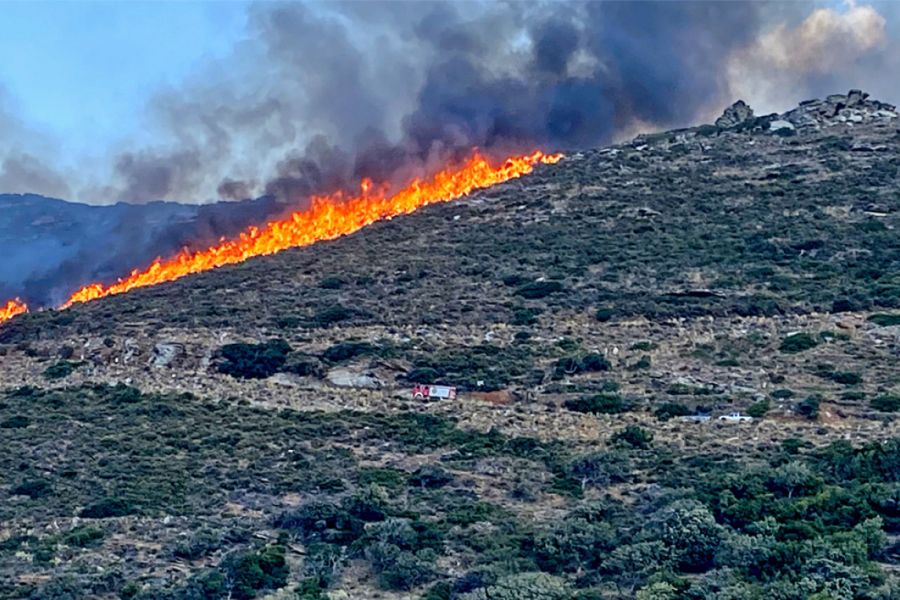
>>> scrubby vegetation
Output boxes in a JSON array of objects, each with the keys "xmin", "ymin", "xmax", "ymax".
[{"xmin": 1, "ymin": 383, "xmax": 898, "ymax": 598}]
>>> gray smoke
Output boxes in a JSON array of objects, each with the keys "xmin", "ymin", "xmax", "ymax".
[
  {"xmin": 4, "ymin": 1, "xmax": 899, "ymax": 205},
  {"xmin": 93, "ymin": 1, "xmax": 773, "ymax": 204}
]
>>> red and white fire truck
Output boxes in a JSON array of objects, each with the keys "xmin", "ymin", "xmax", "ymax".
[{"xmin": 411, "ymin": 384, "xmax": 457, "ymax": 400}]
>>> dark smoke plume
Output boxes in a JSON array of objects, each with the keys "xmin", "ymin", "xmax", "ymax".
[{"xmin": 103, "ymin": 1, "xmax": 771, "ymax": 205}]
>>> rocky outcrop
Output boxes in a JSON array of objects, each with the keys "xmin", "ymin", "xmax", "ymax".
[
  {"xmin": 715, "ymin": 100, "xmax": 754, "ymax": 128},
  {"xmin": 781, "ymin": 89, "xmax": 896, "ymax": 131},
  {"xmin": 711, "ymin": 90, "xmax": 897, "ymax": 135}
]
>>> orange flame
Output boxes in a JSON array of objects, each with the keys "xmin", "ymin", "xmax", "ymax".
[
  {"xmin": 0, "ymin": 149, "xmax": 561, "ymax": 326},
  {"xmin": 0, "ymin": 298, "xmax": 28, "ymax": 324}
]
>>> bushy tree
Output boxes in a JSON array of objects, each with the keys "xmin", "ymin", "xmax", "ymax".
[{"xmin": 647, "ymin": 500, "xmax": 722, "ymax": 572}]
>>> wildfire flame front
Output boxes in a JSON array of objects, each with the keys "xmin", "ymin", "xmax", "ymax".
[{"xmin": 0, "ymin": 150, "xmax": 561, "ymax": 326}]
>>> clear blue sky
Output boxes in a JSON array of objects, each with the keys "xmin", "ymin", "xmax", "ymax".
[{"xmin": 0, "ymin": 1, "xmax": 250, "ymax": 155}]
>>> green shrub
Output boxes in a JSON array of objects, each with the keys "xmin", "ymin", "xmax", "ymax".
[
  {"xmin": 322, "ymin": 341, "xmax": 376, "ymax": 363},
  {"xmin": 771, "ymin": 388, "xmax": 795, "ymax": 399},
  {"xmin": 11, "ymin": 479, "xmax": 52, "ymax": 499},
  {"xmin": 779, "ymin": 333, "xmax": 819, "ymax": 353},
  {"xmin": 79, "ymin": 497, "xmax": 134, "ymax": 519},
  {"xmin": 1, "ymin": 415, "xmax": 30, "ymax": 428},
  {"xmin": 318, "ymin": 276, "xmax": 346, "ymax": 289},
  {"xmin": 552, "ymin": 354, "xmax": 610, "ymax": 379},
  {"xmin": 630, "ymin": 355, "xmax": 652, "ymax": 370},
  {"xmin": 423, "ymin": 581, "xmax": 453, "ymax": 600},
  {"xmin": 867, "ymin": 313, "xmax": 900, "ymax": 326},
  {"xmin": 511, "ymin": 308, "xmax": 540, "ymax": 326},
  {"xmin": 514, "ymin": 280, "xmax": 564, "ymax": 299},
  {"xmin": 173, "ymin": 530, "xmax": 223, "ymax": 560},
  {"xmin": 62, "ymin": 525, "xmax": 103, "ymax": 547},
  {"xmin": 311, "ymin": 304, "xmax": 353, "ymax": 327},
  {"xmin": 595, "ymin": 307, "xmax": 614, "ymax": 322},
  {"xmin": 408, "ymin": 465, "xmax": 453, "ymax": 489},
  {"xmin": 829, "ymin": 371, "xmax": 862, "ymax": 385},
  {"xmin": 217, "ymin": 339, "xmax": 292, "ymax": 379},
  {"xmin": 42, "ymin": 360, "xmax": 83, "ymax": 380},
  {"xmin": 654, "ymin": 402, "xmax": 692, "ymax": 421},
  {"xmin": 281, "ymin": 354, "xmax": 324, "ymax": 377},
  {"xmin": 746, "ymin": 399, "xmax": 770, "ymax": 418},
  {"xmin": 275, "ymin": 503, "xmax": 364, "ymax": 545},
  {"xmin": 224, "ymin": 544, "xmax": 289, "ymax": 600},
  {"xmin": 871, "ymin": 394, "xmax": 900, "ymax": 412},
  {"xmin": 797, "ymin": 395, "xmax": 821, "ymax": 420},
  {"xmin": 564, "ymin": 394, "xmax": 629, "ymax": 415},
  {"xmin": 612, "ymin": 426, "xmax": 653, "ymax": 449}
]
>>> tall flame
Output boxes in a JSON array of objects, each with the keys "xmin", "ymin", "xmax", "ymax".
[
  {"xmin": 0, "ymin": 149, "xmax": 561, "ymax": 325},
  {"xmin": 1, "ymin": 298, "xmax": 28, "ymax": 323}
]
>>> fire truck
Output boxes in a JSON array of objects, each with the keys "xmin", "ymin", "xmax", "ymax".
[{"xmin": 411, "ymin": 384, "xmax": 457, "ymax": 400}]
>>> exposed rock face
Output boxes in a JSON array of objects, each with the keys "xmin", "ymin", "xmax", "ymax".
[
  {"xmin": 785, "ymin": 89, "xmax": 897, "ymax": 130},
  {"xmin": 715, "ymin": 100, "xmax": 754, "ymax": 128},
  {"xmin": 151, "ymin": 342, "xmax": 184, "ymax": 368}
]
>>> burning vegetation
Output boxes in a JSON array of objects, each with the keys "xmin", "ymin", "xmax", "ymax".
[
  {"xmin": 1, "ymin": 298, "xmax": 28, "ymax": 323},
  {"xmin": 0, "ymin": 150, "xmax": 561, "ymax": 325}
]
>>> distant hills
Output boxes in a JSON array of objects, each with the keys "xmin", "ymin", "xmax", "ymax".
[{"xmin": 0, "ymin": 194, "xmax": 285, "ymax": 306}]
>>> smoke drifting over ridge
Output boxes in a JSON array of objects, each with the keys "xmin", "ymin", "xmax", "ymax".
[{"xmin": 1, "ymin": 0, "xmax": 898, "ymax": 205}]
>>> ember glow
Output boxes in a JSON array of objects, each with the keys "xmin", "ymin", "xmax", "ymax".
[{"xmin": 0, "ymin": 150, "xmax": 561, "ymax": 325}]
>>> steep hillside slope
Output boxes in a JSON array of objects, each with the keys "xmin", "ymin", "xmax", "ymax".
[{"xmin": 2, "ymin": 92, "xmax": 900, "ymax": 600}]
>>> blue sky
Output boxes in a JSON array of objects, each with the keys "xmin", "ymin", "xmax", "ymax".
[{"xmin": 0, "ymin": 1, "xmax": 249, "ymax": 155}]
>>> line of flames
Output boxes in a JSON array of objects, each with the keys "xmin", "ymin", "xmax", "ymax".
[{"xmin": 0, "ymin": 149, "xmax": 561, "ymax": 326}]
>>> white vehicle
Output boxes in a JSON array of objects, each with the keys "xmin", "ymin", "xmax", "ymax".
[{"xmin": 718, "ymin": 412, "xmax": 754, "ymax": 423}]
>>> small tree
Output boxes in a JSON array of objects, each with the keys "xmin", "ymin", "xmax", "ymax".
[{"xmin": 612, "ymin": 426, "xmax": 653, "ymax": 449}]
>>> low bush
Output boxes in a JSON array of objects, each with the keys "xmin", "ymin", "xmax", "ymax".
[
  {"xmin": 42, "ymin": 360, "xmax": 83, "ymax": 380},
  {"xmin": 564, "ymin": 394, "xmax": 629, "ymax": 415},
  {"xmin": 779, "ymin": 333, "xmax": 819, "ymax": 353},
  {"xmin": 611, "ymin": 426, "xmax": 653, "ymax": 449},
  {"xmin": 275, "ymin": 503, "xmax": 364, "ymax": 545},
  {"xmin": 747, "ymin": 399, "xmax": 771, "ymax": 418},
  {"xmin": 62, "ymin": 525, "xmax": 103, "ymax": 547},
  {"xmin": 217, "ymin": 339, "xmax": 292, "ymax": 379},
  {"xmin": 79, "ymin": 497, "xmax": 134, "ymax": 519},
  {"xmin": 654, "ymin": 402, "xmax": 692, "ymax": 421},
  {"xmin": 11, "ymin": 479, "xmax": 52, "ymax": 499},
  {"xmin": 514, "ymin": 280, "xmax": 564, "ymax": 299},
  {"xmin": 223, "ymin": 544, "xmax": 289, "ymax": 600},
  {"xmin": 867, "ymin": 313, "xmax": 900, "ymax": 327},
  {"xmin": 322, "ymin": 341, "xmax": 376, "ymax": 363},
  {"xmin": 797, "ymin": 395, "xmax": 821, "ymax": 420},
  {"xmin": 871, "ymin": 394, "xmax": 900, "ymax": 413}
]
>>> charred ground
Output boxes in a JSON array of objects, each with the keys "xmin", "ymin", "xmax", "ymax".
[{"xmin": 2, "ymin": 92, "xmax": 900, "ymax": 599}]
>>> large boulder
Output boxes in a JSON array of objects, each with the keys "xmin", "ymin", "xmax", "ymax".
[{"xmin": 715, "ymin": 100, "xmax": 754, "ymax": 128}]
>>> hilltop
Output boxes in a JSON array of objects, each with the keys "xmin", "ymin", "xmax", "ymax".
[{"xmin": 1, "ymin": 91, "xmax": 900, "ymax": 599}]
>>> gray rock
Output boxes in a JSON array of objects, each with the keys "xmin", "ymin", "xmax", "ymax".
[
  {"xmin": 846, "ymin": 89, "xmax": 868, "ymax": 106},
  {"xmin": 151, "ymin": 342, "xmax": 184, "ymax": 368},
  {"xmin": 326, "ymin": 367, "xmax": 381, "ymax": 388},
  {"xmin": 768, "ymin": 119, "xmax": 795, "ymax": 132},
  {"xmin": 715, "ymin": 100, "xmax": 754, "ymax": 128}
]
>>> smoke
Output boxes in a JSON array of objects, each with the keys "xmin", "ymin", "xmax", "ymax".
[
  {"xmin": 0, "ymin": 87, "xmax": 72, "ymax": 199},
  {"xmin": 727, "ymin": 1, "xmax": 894, "ymax": 112},
  {"xmin": 1, "ymin": 1, "xmax": 899, "ymax": 205}
]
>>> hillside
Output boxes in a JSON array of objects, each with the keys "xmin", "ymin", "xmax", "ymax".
[
  {"xmin": 2, "ymin": 91, "xmax": 900, "ymax": 599},
  {"xmin": 0, "ymin": 194, "xmax": 283, "ymax": 306}
]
